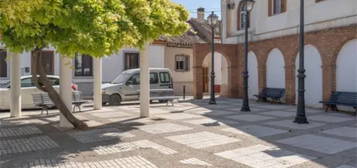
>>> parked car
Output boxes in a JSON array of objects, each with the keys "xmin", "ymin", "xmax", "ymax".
[
  {"xmin": 102, "ymin": 68, "xmax": 174, "ymax": 105},
  {"xmin": 0, "ymin": 75, "xmax": 78, "ymax": 110}
]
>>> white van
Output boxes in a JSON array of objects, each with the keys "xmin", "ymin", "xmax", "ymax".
[{"xmin": 102, "ymin": 68, "xmax": 174, "ymax": 105}]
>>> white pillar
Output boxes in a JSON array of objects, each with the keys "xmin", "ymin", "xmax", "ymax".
[
  {"xmin": 59, "ymin": 56, "xmax": 73, "ymax": 128},
  {"xmin": 93, "ymin": 58, "xmax": 102, "ymax": 110},
  {"xmin": 140, "ymin": 43, "xmax": 150, "ymax": 117},
  {"xmin": 10, "ymin": 52, "xmax": 21, "ymax": 117}
]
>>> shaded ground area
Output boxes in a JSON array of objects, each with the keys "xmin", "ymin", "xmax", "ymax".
[{"xmin": 0, "ymin": 98, "xmax": 356, "ymax": 168}]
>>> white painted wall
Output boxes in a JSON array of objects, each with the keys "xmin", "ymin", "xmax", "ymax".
[
  {"xmin": 267, "ymin": 49, "xmax": 285, "ymax": 88},
  {"xmin": 295, "ymin": 45, "xmax": 323, "ymax": 108},
  {"xmin": 148, "ymin": 45, "xmax": 165, "ymax": 68},
  {"xmin": 248, "ymin": 51, "xmax": 259, "ymax": 99},
  {"xmin": 202, "ymin": 52, "xmax": 224, "ymax": 85},
  {"xmin": 336, "ymin": 39, "xmax": 357, "ymax": 92},
  {"xmin": 222, "ymin": 0, "xmax": 357, "ymax": 44},
  {"xmin": 336, "ymin": 39, "xmax": 357, "ymax": 112}
]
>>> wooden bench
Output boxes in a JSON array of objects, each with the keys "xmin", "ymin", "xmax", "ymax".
[
  {"xmin": 72, "ymin": 91, "xmax": 87, "ymax": 112},
  {"xmin": 254, "ymin": 88, "xmax": 285, "ymax": 103},
  {"xmin": 320, "ymin": 91, "xmax": 357, "ymax": 115},
  {"xmin": 32, "ymin": 93, "xmax": 55, "ymax": 115}
]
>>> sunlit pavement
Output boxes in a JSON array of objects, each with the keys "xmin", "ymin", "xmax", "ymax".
[{"xmin": 0, "ymin": 98, "xmax": 356, "ymax": 168}]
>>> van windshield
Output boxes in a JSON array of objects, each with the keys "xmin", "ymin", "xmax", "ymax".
[{"xmin": 112, "ymin": 73, "xmax": 131, "ymax": 84}]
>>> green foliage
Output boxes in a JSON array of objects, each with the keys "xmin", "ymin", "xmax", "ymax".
[{"xmin": 0, "ymin": 0, "xmax": 189, "ymax": 57}]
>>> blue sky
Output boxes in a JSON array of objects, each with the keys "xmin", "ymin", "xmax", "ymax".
[{"xmin": 171, "ymin": 0, "xmax": 221, "ymax": 18}]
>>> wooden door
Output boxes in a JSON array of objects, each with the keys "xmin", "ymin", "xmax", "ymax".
[{"xmin": 202, "ymin": 67, "xmax": 209, "ymax": 93}]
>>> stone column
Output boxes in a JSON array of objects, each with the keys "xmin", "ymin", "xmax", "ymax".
[
  {"xmin": 10, "ymin": 52, "xmax": 21, "ymax": 117},
  {"xmin": 285, "ymin": 64, "xmax": 296, "ymax": 104},
  {"xmin": 93, "ymin": 58, "xmax": 102, "ymax": 110},
  {"xmin": 140, "ymin": 43, "xmax": 150, "ymax": 117},
  {"xmin": 59, "ymin": 56, "xmax": 73, "ymax": 128},
  {"xmin": 192, "ymin": 66, "xmax": 204, "ymax": 99}
]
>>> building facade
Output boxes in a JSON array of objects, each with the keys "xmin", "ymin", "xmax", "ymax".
[{"xmin": 197, "ymin": 0, "xmax": 357, "ymax": 109}]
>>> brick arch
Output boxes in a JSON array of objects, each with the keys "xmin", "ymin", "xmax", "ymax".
[
  {"xmin": 192, "ymin": 43, "xmax": 239, "ymax": 99},
  {"xmin": 332, "ymin": 38, "xmax": 357, "ymax": 65}
]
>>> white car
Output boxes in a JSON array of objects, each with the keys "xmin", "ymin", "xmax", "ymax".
[{"xmin": 0, "ymin": 75, "xmax": 77, "ymax": 110}]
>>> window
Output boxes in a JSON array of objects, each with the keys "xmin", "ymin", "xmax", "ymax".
[
  {"xmin": 124, "ymin": 52, "xmax": 139, "ymax": 70},
  {"xmin": 268, "ymin": 0, "xmax": 287, "ymax": 16},
  {"xmin": 0, "ymin": 50, "xmax": 7, "ymax": 77},
  {"xmin": 159, "ymin": 72, "xmax": 171, "ymax": 84},
  {"xmin": 21, "ymin": 78, "xmax": 34, "ymax": 87},
  {"xmin": 150, "ymin": 73, "xmax": 159, "ymax": 84},
  {"xmin": 75, "ymin": 54, "xmax": 93, "ymax": 76},
  {"xmin": 31, "ymin": 50, "xmax": 55, "ymax": 75},
  {"xmin": 126, "ymin": 73, "xmax": 140, "ymax": 85},
  {"xmin": 237, "ymin": 2, "xmax": 251, "ymax": 30},
  {"xmin": 175, "ymin": 55, "xmax": 190, "ymax": 71}
]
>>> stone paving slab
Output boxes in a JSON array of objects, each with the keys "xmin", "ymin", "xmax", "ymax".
[
  {"xmin": 94, "ymin": 140, "xmax": 177, "ymax": 155},
  {"xmin": 0, "ymin": 126, "xmax": 42, "ymax": 137},
  {"xmin": 68, "ymin": 127, "xmax": 135, "ymax": 143},
  {"xmin": 21, "ymin": 156, "xmax": 158, "ymax": 168},
  {"xmin": 0, "ymin": 136, "xmax": 59, "ymax": 156},
  {"xmin": 137, "ymin": 123, "xmax": 193, "ymax": 134},
  {"xmin": 264, "ymin": 120, "xmax": 325, "ymax": 130},
  {"xmin": 166, "ymin": 131, "xmax": 239, "ymax": 149},
  {"xmin": 222, "ymin": 125, "xmax": 288, "ymax": 137},
  {"xmin": 215, "ymin": 144, "xmax": 314, "ymax": 168},
  {"xmin": 277, "ymin": 134, "xmax": 357, "ymax": 154},
  {"xmin": 322, "ymin": 127, "xmax": 357, "ymax": 138},
  {"xmin": 224, "ymin": 114, "xmax": 275, "ymax": 122},
  {"xmin": 179, "ymin": 158, "xmax": 212, "ymax": 167},
  {"xmin": 309, "ymin": 115, "xmax": 355, "ymax": 123}
]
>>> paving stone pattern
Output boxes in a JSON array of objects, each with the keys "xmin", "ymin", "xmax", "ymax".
[
  {"xmin": 21, "ymin": 156, "xmax": 158, "ymax": 168},
  {"xmin": 68, "ymin": 127, "xmax": 135, "ymax": 143},
  {"xmin": 0, "ymin": 126, "xmax": 42, "ymax": 137},
  {"xmin": 0, "ymin": 136, "xmax": 59, "ymax": 156},
  {"xmin": 1, "ymin": 97, "xmax": 356, "ymax": 168},
  {"xmin": 94, "ymin": 140, "xmax": 177, "ymax": 155}
]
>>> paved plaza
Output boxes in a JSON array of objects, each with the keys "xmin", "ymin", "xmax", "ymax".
[{"xmin": 0, "ymin": 98, "xmax": 356, "ymax": 168}]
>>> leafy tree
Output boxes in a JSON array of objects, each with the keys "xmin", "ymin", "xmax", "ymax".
[{"xmin": 0, "ymin": 0, "xmax": 189, "ymax": 129}]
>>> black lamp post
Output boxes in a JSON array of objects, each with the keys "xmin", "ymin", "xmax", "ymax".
[
  {"xmin": 294, "ymin": 0, "xmax": 309, "ymax": 124},
  {"xmin": 240, "ymin": 0, "xmax": 255, "ymax": 112},
  {"xmin": 208, "ymin": 12, "xmax": 219, "ymax": 105}
]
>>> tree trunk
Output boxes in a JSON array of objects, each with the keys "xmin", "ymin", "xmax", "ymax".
[{"xmin": 31, "ymin": 49, "xmax": 88, "ymax": 129}]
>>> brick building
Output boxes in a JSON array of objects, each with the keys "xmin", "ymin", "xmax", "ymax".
[{"xmin": 192, "ymin": 0, "xmax": 357, "ymax": 111}]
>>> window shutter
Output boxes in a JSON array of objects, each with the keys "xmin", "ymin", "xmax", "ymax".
[
  {"xmin": 281, "ymin": 0, "xmax": 287, "ymax": 13},
  {"xmin": 268, "ymin": 0, "xmax": 273, "ymax": 16},
  {"xmin": 185, "ymin": 56, "xmax": 190, "ymax": 71},
  {"xmin": 237, "ymin": 4, "xmax": 241, "ymax": 30}
]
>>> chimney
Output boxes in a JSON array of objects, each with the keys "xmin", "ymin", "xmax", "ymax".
[{"xmin": 197, "ymin": 7, "xmax": 205, "ymax": 22}]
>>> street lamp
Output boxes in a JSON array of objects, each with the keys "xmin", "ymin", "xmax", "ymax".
[
  {"xmin": 294, "ymin": 0, "xmax": 309, "ymax": 124},
  {"xmin": 240, "ymin": 0, "xmax": 255, "ymax": 112},
  {"xmin": 207, "ymin": 12, "xmax": 219, "ymax": 105}
]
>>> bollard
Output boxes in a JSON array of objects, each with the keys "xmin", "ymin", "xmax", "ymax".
[{"xmin": 183, "ymin": 85, "xmax": 186, "ymax": 100}]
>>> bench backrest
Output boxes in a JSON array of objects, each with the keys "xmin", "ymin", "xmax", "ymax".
[
  {"xmin": 32, "ymin": 93, "xmax": 54, "ymax": 105},
  {"xmin": 330, "ymin": 91, "xmax": 357, "ymax": 105},
  {"xmin": 263, "ymin": 88, "xmax": 285, "ymax": 98},
  {"xmin": 73, "ymin": 91, "xmax": 82, "ymax": 102}
]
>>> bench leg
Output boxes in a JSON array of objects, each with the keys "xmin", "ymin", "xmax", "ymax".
[
  {"xmin": 324, "ymin": 105, "xmax": 329, "ymax": 112},
  {"xmin": 354, "ymin": 107, "xmax": 357, "ymax": 116}
]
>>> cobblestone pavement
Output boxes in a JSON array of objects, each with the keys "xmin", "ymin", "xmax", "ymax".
[{"xmin": 0, "ymin": 98, "xmax": 356, "ymax": 168}]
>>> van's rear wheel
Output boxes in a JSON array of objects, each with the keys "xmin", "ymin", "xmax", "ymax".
[{"xmin": 109, "ymin": 94, "xmax": 121, "ymax": 106}]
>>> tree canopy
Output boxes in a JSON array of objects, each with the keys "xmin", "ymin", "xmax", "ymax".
[{"xmin": 0, "ymin": 0, "xmax": 189, "ymax": 57}]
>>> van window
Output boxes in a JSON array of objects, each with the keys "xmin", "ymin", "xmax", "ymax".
[
  {"xmin": 150, "ymin": 73, "xmax": 159, "ymax": 84},
  {"xmin": 127, "ymin": 74, "xmax": 140, "ymax": 85},
  {"xmin": 21, "ymin": 78, "xmax": 34, "ymax": 87},
  {"xmin": 159, "ymin": 72, "xmax": 171, "ymax": 84}
]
